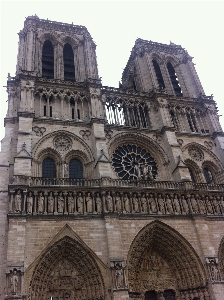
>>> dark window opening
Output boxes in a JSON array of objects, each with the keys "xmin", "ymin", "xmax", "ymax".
[
  {"xmin": 44, "ymin": 105, "xmax": 46, "ymax": 116},
  {"xmin": 167, "ymin": 62, "xmax": 182, "ymax": 96},
  {"xmin": 152, "ymin": 59, "xmax": 165, "ymax": 89},
  {"xmin": 187, "ymin": 113, "xmax": 198, "ymax": 132},
  {"xmin": 42, "ymin": 157, "xmax": 56, "ymax": 178},
  {"xmin": 189, "ymin": 168, "xmax": 196, "ymax": 183},
  {"xmin": 203, "ymin": 167, "xmax": 214, "ymax": 184},
  {"xmin": 63, "ymin": 43, "xmax": 75, "ymax": 81},
  {"xmin": 163, "ymin": 290, "xmax": 176, "ymax": 300},
  {"xmin": 77, "ymin": 109, "xmax": 80, "ymax": 120},
  {"xmin": 69, "ymin": 159, "xmax": 83, "ymax": 178},
  {"xmin": 170, "ymin": 110, "xmax": 179, "ymax": 130},
  {"xmin": 50, "ymin": 106, "xmax": 52, "ymax": 117},
  {"xmin": 72, "ymin": 108, "xmax": 74, "ymax": 119},
  {"xmin": 145, "ymin": 291, "xmax": 157, "ymax": 300},
  {"xmin": 42, "ymin": 40, "xmax": 54, "ymax": 79}
]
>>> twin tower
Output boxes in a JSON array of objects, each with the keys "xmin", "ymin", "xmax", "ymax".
[{"xmin": 0, "ymin": 15, "xmax": 224, "ymax": 300}]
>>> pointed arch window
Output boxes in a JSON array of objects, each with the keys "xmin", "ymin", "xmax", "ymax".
[
  {"xmin": 63, "ymin": 43, "xmax": 75, "ymax": 81},
  {"xmin": 152, "ymin": 60, "xmax": 165, "ymax": 89},
  {"xmin": 189, "ymin": 168, "xmax": 196, "ymax": 183},
  {"xmin": 69, "ymin": 159, "xmax": 83, "ymax": 178},
  {"xmin": 203, "ymin": 167, "xmax": 214, "ymax": 184},
  {"xmin": 42, "ymin": 157, "xmax": 56, "ymax": 178},
  {"xmin": 42, "ymin": 40, "xmax": 54, "ymax": 78},
  {"xmin": 167, "ymin": 62, "xmax": 182, "ymax": 96}
]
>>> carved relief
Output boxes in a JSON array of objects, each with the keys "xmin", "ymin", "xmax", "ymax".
[
  {"xmin": 32, "ymin": 126, "xmax": 46, "ymax": 136},
  {"xmin": 188, "ymin": 147, "xmax": 204, "ymax": 161},
  {"xmin": 54, "ymin": 135, "xmax": 72, "ymax": 152},
  {"xmin": 79, "ymin": 130, "xmax": 91, "ymax": 140},
  {"xmin": 110, "ymin": 259, "xmax": 127, "ymax": 290},
  {"xmin": 206, "ymin": 257, "xmax": 222, "ymax": 282}
]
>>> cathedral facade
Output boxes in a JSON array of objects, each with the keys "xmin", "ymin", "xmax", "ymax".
[{"xmin": 0, "ymin": 15, "xmax": 224, "ymax": 300}]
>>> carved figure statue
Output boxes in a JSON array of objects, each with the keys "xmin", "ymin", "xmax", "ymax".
[
  {"xmin": 11, "ymin": 270, "xmax": 19, "ymax": 295},
  {"xmin": 149, "ymin": 193, "xmax": 157, "ymax": 213},
  {"xmin": 141, "ymin": 194, "xmax": 148, "ymax": 213},
  {"xmin": 173, "ymin": 194, "xmax": 181, "ymax": 213},
  {"xmin": 134, "ymin": 164, "xmax": 142, "ymax": 179},
  {"xmin": 191, "ymin": 195, "xmax": 199, "ymax": 213},
  {"xmin": 132, "ymin": 193, "xmax": 139, "ymax": 212},
  {"xmin": 64, "ymin": 163, "xmax": 69, "ymax": 177},
  {"xmin": 27, "ymin": 192, "xmax": 33, "ymax": 213},
  {"xmin": 86, "ymin": 192, "xmax": 93, "ymax": 213},
  {"xmin": 95, "ymin": 193, "xmax": 102, "ymax": 213},
  {"xmin": 15, "ymin": 190, "xmax": 22, "ymax": 212},
  {"xmin": 181, "ymin": 195, "xmax": 189, "ymax": 214},
  {"xmin": 123, "ymin": 193, "xmax": 130, "ymax": 213},
  {"xmin": 77, "ymin": 192, "xmax": 84, "ymax": 214},
  {"xmin": 58, "ymin": 192, "xmax": 64, "ymax": 213},
  {"xmin": 206, "ymin": 196, "xmax": 214, "ymax": 214},
  {"xmin": 210, "ymin": 264, "xmax": 220, "ymax": 281},
  {"xmin": 115, "ymin": 193, "xmax": 122, "ymax": 212},
  {"xmin": 207, "ymin": 170, "xmax": 214, "ymax": 184},
  {"xmin": 166, "ymin": 194, "xmax": 173, "ymax": 214},
  {"xmin": 157, "ymin": 194, "xmax": 165, "ymax": 214},
  {"xmin": 106, "ymin": 191, "xmax": 113, "ymax": 212},
  {"xmin": 142, "ymin": 164, "xmax": 154, "ymax": 180},
  {"xmin": 220, "ymin": 196, "xmax": 224, "ymax": 214},
  {"xmin": 198, "ymin": 197, "xmax": 206, "ymax": 214},
  {"xmin": 38, "ymin": 192, "xmax": 44, "ymax": 214},
  {"xmin": 115, "ymin": 263, "xmax": 123, "ymax": 289},
  {"xmin": 67, "ymin": 192, "xmax": 74, "ymax": 213},
  {"xmin": 213, "ymin": 196, "xmax": 221, "ymax": 214},
  {"xmin": 48, "ymin": 192, "xmax": 54, "ymax": 213}
]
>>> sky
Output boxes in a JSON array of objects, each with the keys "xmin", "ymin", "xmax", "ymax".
[{"xmin": 0, "ymin": 0, "xmax": 224, "ymax": 145}]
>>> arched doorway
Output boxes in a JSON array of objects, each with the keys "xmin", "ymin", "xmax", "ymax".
[
  {"xmin": 28, "ymin": 236, "xmax": 105, "ymax": 300},
  {"xmin": 127, "ymin": 221, "xmax": 209, "ymax": 300}
]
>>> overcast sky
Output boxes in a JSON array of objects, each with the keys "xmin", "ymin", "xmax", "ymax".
[{"xmin": 1, "ymin": 0, "xmax": 224, "ymax": 144}]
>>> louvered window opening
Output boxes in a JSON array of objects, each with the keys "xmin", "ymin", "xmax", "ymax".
[
  {"xmin": 69, "ymin": 159, "xmax": 83, "ymax": 178},
  {"xmin": 42, "ymin": 40, "xmax": 54, "ymax": 79},
  {"xmin": 167, "ymin": 62, "xmax": 182, "ymax": 96},
  {"xmin": 42, "ymin": 157, "xmax": 56, "ymax": 178},
  {"xmin": 63, "ymin": 43, "xmax": 75, "ymax": 81},
  {"xmin": 152, "ymin": 60, "xmax": 165, "ymax": 89}
]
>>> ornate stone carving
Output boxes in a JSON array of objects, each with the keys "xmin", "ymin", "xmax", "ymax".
[
  {"xmin": 204, "ymin": 141, "xmax": 213, "ymax": 150},
  {"xmin": 32, "ymin": 126, "xmax": 46, "ymax": 136},
  {"xmin": 110, "ymin": 258, "xmax": 127, "ymax": 290},
  {"xmin": 86, "ymin": 192, "xmax": 93, "ymax": 213},
  {"xmin": 77, "ymin": 192, "xmax": 84, "ymax": 214},
  {"xmin": 15, "ymin": 190, "xmax": 22, "ymax": 212},
  {"xmin": 48, "ymin": 192, "xmax": 54, "ymax": 213},
  {"xmin": 95, "ymin": 193, "xmax": 102, "ymax": 213},
  {"xmin": 58, "ymin": 192, "xmax": 64, "ymax": 213},
  {"xmin": 115, "ymin": 192, "xmax": 122, "ymax": 212},
  {"xmin": 106, "ymin": 191, "xmax": 113, "ymax": 212},
  {"xmin": 112, "ymin": 144, "xmax": 157, "ymax": 180},
  {"xmin": 123, "ymin": 193, "xmax": 130, "ymax": 213},
  {"xmin": 38, "ymin": 192, "xmax": 44, "ymax": 214},
  {"xmin": 206, "ymin": 257, "xmax": 222, "ymax": 282},
  {"xmin": 105, "ymin": 129, "xmax": 113, "ymax": 139},
  {"xmin": 132, "ymin": 193, "xmax": 139, "ymax": 213},
  {"xmin": 67, "ymin": 192, "xmax": 74, "ymax": 214},
  {"xmin": 188, "ymin": 147, "xmax": 204, "ymax": 161},
  {"xmin": 79, "ymin": 129, "xmax": 91, "ymax": 140},
  {"xmin": 27, "ymin": 191, "xmax": 33, "ymax": 214},
  {"xmin": 54, "ymin": 135, "xmax": 72, "ymax": 152}
]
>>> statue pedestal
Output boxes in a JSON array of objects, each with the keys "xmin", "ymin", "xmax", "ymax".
[{"xmin": 112, "ymin": 289, "xmax": 129, "ymax": 300}]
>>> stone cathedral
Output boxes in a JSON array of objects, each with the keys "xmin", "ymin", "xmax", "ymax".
[{"xmin": 1, "ymin": 15, "xmax": 224, "ymax": 300}]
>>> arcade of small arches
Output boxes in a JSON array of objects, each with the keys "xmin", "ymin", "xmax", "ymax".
[{"xmin": 7, "ymin": 222, "xmax": 220, "ymax": 300}]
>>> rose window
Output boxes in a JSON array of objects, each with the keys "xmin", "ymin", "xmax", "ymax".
[
  {"xmin": 112, "ymin": 144, "xmax": 157, "ymax": 180},
  {"xmin": 54, "ymin": 135, "xmax": 72, "ymax": 152}
]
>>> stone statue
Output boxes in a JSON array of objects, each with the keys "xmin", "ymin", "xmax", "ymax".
[
  {"xmin": 67, "ymin": 192, "xmax": 74, "ymax": 213},
  {"xmin": 86, "ymin": 192, "xmax": 93, "ymax": 213},
  {"xmin": 198, "ymin": 196, "xmax": 206, "ymax": 214},
  {"xmin": 11, "ymin": 269, "xmax": 19, "ymax": 295},
  {"xmin": 173, "ymin": 194, "xmax": 181, "ymax": 214},
  {"xmin": 27, "ymin": 192, "xmax": 33, "ymax": 213},
  {"xmin": 48, "ymin": 192, "xmax": 54, "ymax": 213},
  {"xmin": 115, "ymin": 193, "xmax": 122, "ymax": 212},
  {"xmin": 210, "ymin": 264, "xmax": 220, "ymax": 281},
  {"xmin": 165, "ymin": 194, "xmax": 173, "ymax": 214},
  {"xmin": 106, "ymin": 191, "xmax": 113, "ymax": 212},
  {"xmin": 77, "ymin": 192, "xmax": 84, "ymax": 214},
  {"xmin": 95, "ymin": 193, "xmax": 102, "ymax": 213},
  {"xmin": 213, "ymin": 196, "xmax": 221, "ymax": 214},
  {"xmin": 141, "ymin": 194, "xmax": 148, "ymax": 213},
  {"xmin": 207, "ymin": 170, "xmax": 214, "ymax": 184},
  {"xmin": 38, "ymin": 192, "xmax": 44, "ymax": 214},
  {"xmin": 220, "ymin": 196, "xmax": 224, "ymax": 214},
  {"xmin": 191, "ymin": 194, "xmax": 199, "ymax": 213},
  {"xmin": 134, "ymin": 164, "xmax": 142, "ymax": 179},
  {"xmin": 181, "ymin": 195, "xmax": 189, "ymax": 214},
  {"xmin": 132, "ymin": 193, "xmax": 139, "ymax": 212},
  {"xmin": 142, "ymin": 164, "xmax": 154, "ymax": 180},
  {"xmin": 58, "ymin": 192, "xmax": 64, "ymax": 213},
  {"xmin": 205, "ymin": 196, "xmax": 213, "ymax": 214},
  {"xmin": 157, "ymin": 194, "xmax": 165, "ymax": 214},
  {"xmin": 123, "ymin": 193, "xmax": 130, "ymax": 213},
  {"xmin": 115, "ymin": 268, "xmax": 123, "ymax": 289},
  {"xmin": 149, "ymin": 193, "xmax": 157, "ymax": 213},
  {"xmin": 15, "ymin": 190, "xmax": 22, "ymax": 212}
]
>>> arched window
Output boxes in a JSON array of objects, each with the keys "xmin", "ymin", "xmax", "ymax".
[
  {"xmin": 63, "ymin": 43, "xmax": 75, "ymax": 81},
  {"xmin": 42, "ymin": 40, "xmax": 54, "ymax": 78},
  {"xmin": 145, "ymin": 291, "xmax": 157, "ymax": 300},
  {"xmin": 42, "ymin": 157, "xmax": 56, "ymax": 178},
  {"xmin": 203, "ymin": 167, "xmax": 214, "ymax": 184},
  {"xmin": 69, "ymin": 159, "xmax": 83, "ymax": 178},
  {"xmin": 152, "ymin": 60, "xmax": 165, "ymax": 89},
  {"xmin": 189, "ymin": 168, "xmax": 196, "ymax": 183},
  {"xmin": 167, "ymin": 62, "xmax": 182, "ymax": 96},
  {"xmin": 170, "ymin": 110, "xmax": 179, "ymax": 130}
]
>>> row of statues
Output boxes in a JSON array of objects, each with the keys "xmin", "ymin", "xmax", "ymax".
[{"xmin": 9, "ymin": 190, "xmax": 224, "ymax": 215}]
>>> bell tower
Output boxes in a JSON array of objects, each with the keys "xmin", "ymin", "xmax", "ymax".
[{"xmin": 0, "ymin": 16, "xmax": 224, "ymax": 300}]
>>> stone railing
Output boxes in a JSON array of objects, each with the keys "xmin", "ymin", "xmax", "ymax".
[{"xmin": 10, "ymin": 176, "xmax": 224, "ymax": 192}]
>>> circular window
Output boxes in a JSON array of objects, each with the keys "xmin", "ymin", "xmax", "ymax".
[
  {"xmin": 112, "ymin": 144, "xmax": 157, "ymax": 180},
  {"xmin": 54, "ymin": 135, "xmax": 72, "ymax": 152}
]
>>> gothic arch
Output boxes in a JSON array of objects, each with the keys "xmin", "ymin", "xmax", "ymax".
[
  {"xmin": 108, "ymin": 132, "xmax": 170, "ymax": 180},
  {"xmin": 150, "ymin": 52, "xmax": 164, "ymax": 65},
  {"xmin": 26, "ymin": 224, "xmax": 106, "ymax": 300},
  {"xmin": 61, "ymin": 35, "xmax": 80, "ymax": 50},
  {"xmin": 126, "ymin": 220, "xmax": 207, "ymax": 294},
  {"xmin": 38, "ymin": 32, "xmax": 59, "ymax": 47},
  {"xmin": 184, "ymin": 158, "xmax": 203, "ymax": 183},
  {"xmin": 164, "ymin": 55, "xmax": 181, "ymax": 68},
  {"xmin": 202, "ymin": 160, "xmax": 221, "ymax": 184},
  {"xmin": 32, "ymin": 130, "xmax": 94, "ymax": 163}
]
